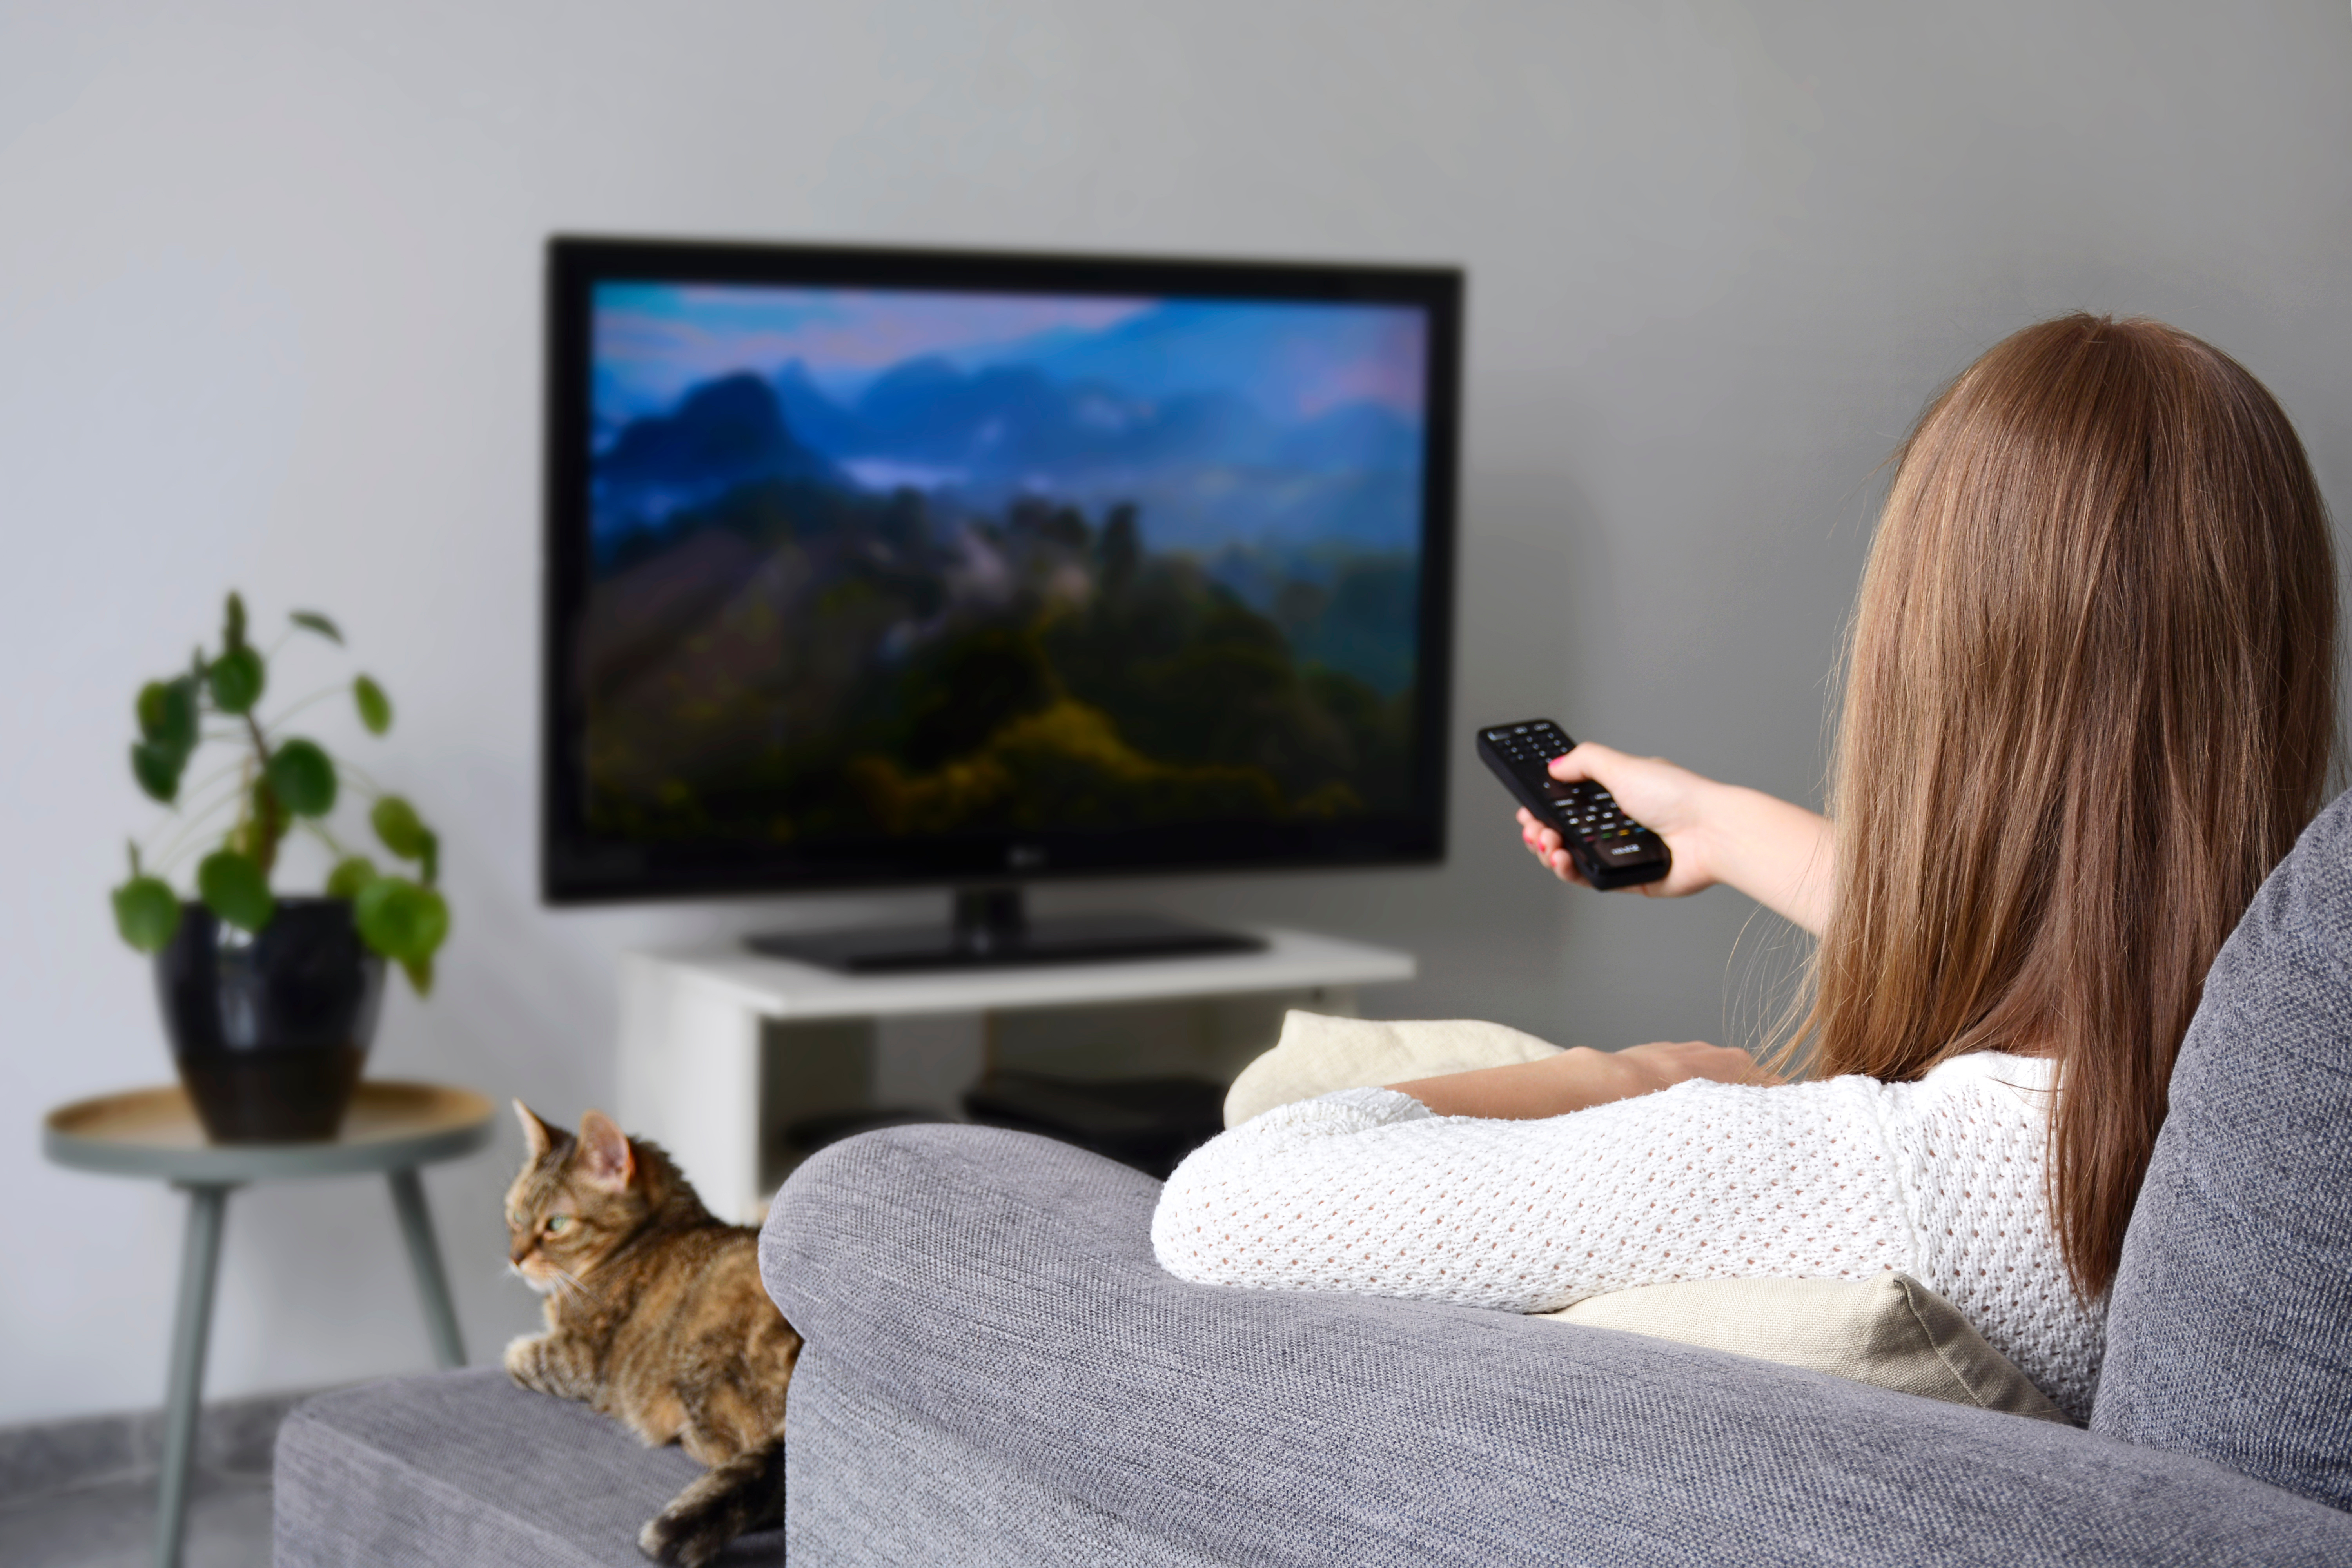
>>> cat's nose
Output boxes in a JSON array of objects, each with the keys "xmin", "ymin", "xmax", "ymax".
[{"xmin": 510, "ymin": 1241, "xmax": 535, "ymax": 1267}]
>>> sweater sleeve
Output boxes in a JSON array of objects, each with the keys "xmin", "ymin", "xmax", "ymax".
[{"xmin": 1151, "ymin": 1075, "xmax": 1919, "ymax": 1314}]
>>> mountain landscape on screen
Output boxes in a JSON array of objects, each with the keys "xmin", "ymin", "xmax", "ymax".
[{"xmin": 580, "ymin": 284, "xmax": 1429, "ymax": 845}]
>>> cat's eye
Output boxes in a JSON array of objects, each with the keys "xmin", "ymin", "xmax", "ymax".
[{"xmin": 544, "ymin": 1215, "xmax": 571, "ymax": 1234}]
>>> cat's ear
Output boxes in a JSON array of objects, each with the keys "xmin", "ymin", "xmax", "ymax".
[
  {"xmin": 577, "ymin": 1109, "xmax": 635, "ymax": 1191},
  {"xmin": 512, "ymin": 1100, "xmax": 557, "ymax": 1160}
]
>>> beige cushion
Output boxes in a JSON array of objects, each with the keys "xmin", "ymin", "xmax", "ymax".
[
  {"xmin": 1542, "ymin": 1274, "xmax": 2069, "ymax": 1422},
  {"xmin": 1223, "ymin": 1010, "xmax": 1564, "ymax": 1127}
]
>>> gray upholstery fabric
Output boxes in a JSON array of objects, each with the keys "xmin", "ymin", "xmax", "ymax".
[
  {"xmin": 271, "ymin": 1370, "xmax": 784, "ymax": 1568},
  {"xmin": 2095, "ymin": 788, "xmax": 2352, "ymax": 1511},
  {"xmin": 788, "ymin": 1344, "xmax": 1243, "ymax": 1567},
  {"xmin": 762, "ymin": 1124, "xmax": 2352, "ymax": 1568}
]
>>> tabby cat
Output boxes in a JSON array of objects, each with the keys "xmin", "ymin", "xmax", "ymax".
[{"xmin": 503, "ymin": 1102, "xmax": 800, "ymax": 1566}]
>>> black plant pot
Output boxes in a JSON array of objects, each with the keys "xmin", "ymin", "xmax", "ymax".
[{"xmin": 153, "ymin": 898, "xmax": 386, "ymax": 1143}]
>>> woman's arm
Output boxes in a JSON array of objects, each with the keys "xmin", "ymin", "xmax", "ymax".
[
  {"xmin": 1389, "ymin": 1039, "xmax": 1775, "ymax": 1119},
  {"xmin": 1518, "ymin": 742, "xmax": 1835, "ymax": 935},
  {"xmin": 1150, "ymin": 1073, "xmax": 1909, "ymax": 1312}
]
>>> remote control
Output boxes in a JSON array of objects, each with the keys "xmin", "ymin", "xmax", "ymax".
[{"xmin": 1477, "ymin": 720, "xmax": 1671, "ymax": 891}]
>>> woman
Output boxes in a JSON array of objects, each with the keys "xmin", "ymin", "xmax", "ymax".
[{"xmin": 1151, "ymin": 314, "xmax": 2339, "ymax": 1423}]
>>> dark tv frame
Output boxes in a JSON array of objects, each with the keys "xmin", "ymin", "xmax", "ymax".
[{"xmin": 541, "ymin": 234, "xmax": 1463, "ymax": 906}]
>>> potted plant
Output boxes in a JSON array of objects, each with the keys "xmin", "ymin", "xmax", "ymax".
[{"xmin": 110, "ymin": 593, "xmax": 450, "ymax": 1142}]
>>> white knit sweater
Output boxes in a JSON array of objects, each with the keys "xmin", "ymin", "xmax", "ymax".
[{"xmin": 1152, "ymin": 1051, "xmax": 2106, "ymax": 1421}]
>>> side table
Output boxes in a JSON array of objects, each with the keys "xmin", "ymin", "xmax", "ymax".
[{"xmin": 42, "ymin": 1080, "xmax": 496, "ymax": 1568}]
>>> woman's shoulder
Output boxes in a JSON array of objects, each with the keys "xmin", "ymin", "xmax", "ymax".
[
  {"xmin": 1854, "ymin": 1050, "xmax": 2058, "ymax": 1148},
  {"xmin": 1903, "ymin": 1049, "xmax": 2057, "ymax": 1094}
]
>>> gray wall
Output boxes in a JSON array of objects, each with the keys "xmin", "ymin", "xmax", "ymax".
[{"xmin": 2, "ymin": 1, "xmax": 2345, "ymax": 1423}]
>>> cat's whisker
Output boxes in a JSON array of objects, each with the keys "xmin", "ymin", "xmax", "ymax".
[{"xmin": 552, "ymin": 1265, "xmax": 604, "ymax": 1307}]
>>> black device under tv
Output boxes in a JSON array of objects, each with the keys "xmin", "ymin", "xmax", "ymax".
[{"xmin": 542, "ymin": 236, "xmax": 1462, "ymax": 971}]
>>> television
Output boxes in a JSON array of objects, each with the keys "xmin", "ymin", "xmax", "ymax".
[{"xmin": 543, "ymin": 236, "xmax": 1462, "ymax": 969}]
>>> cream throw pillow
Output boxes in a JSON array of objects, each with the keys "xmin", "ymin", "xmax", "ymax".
[
  {"xmin": 1218, "ymin": 1011, "xmax": 2069, "ymax": 1422},
  {"xmin": 1544, "ymin": 1275, "xmax": 2068, "ymax": 1422},
  {"xmin": 1223, "ymin": 1010, "xmax": 1564, "ymax": 1128}
]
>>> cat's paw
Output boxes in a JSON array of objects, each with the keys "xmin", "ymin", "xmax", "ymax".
[
  {"xmin": 502, "ymin": 1333, "xmax": 548, "ymax": 1389},
  {"xmin": 637, "ymin": 1513, "xmax": 704, "ymax": 1567}
]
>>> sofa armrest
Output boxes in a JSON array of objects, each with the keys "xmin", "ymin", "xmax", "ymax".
[{"xmin": 762, "ymin": 1125, "xmax": 2352, "ymax": 1568}]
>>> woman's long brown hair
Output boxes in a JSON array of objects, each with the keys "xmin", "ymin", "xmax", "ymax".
[{"xmin": 1795, "ymin": 314, "xmax": 2337, "ymax": 1297}]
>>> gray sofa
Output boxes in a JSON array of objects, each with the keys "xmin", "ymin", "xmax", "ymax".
[{"xmin": 276, "ymin": 793, "xmax": 2352, "ymax": 1566}]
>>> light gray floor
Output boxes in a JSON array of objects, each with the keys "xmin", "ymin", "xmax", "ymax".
[{"xmin": 0, "ymin": 1472, "xmax": 273, "ymax": 1568}]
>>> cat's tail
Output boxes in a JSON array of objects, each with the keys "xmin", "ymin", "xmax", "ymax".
[{"xmin": 638, "ymin": 1436, "xmax": 785, "ymax": 1568}]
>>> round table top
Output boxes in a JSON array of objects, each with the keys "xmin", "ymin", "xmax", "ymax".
[{"xmin": 43, "ymin": 1080, "xmax": 498, "ymax": 1184}]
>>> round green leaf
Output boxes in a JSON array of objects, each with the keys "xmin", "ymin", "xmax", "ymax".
[
  {"xmin": 355, "ymin": 877, "xmax": 449, "ymax": 962},
  {"xmin": 353, "ymin": 675, "xmax": 392, "ymax": 736},
  {"xmin": 208, "ymin": 646, "xmax": 266, "ymax": 715},
  {"xmin": 137, "ymin": 677, "xmax": 195, "ymax": 748},
  {"xmin": 158, "ymin": 676, "xmax": 199, "ymax": 751},
  {"xmin": 197, "ymin": 849, "xmax": 275, "ymax": 933},
  {"xmin": 265, "ymin": 738, "xmax": 338, "ymax": 817},
  {"xmin": 137, "ymin": 680, "xmax": 165, "ymax": 736},
  {"xmin": 112, "ymin": 877, "xmax": 182, "ymax": 953},
  {"xmin": 324, "ymin": 855, "xmax": 379, "ymax": 900},
  {"xmin": 130, "ymin": 741, "xmax": 183, "ymax": 803},
  {"xmin": 290, "ymin": 610, "xmax": 344, "ymax": 645},
  {"xmin": 371, "ymin": 795, "xmax": 430, "ymax": 860},
  {"xmin": 399, "ymin": 954, "xmax": 435, "ymax": 997}
]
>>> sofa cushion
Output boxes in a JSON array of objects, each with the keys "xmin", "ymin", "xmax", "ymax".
[
  {"xmin": 272, "ymin": 1369, "xmax": 783, "ymax": 1568},
  {"xmin": 1543, "ymin": 1274, "xmax": 2067, "ymax": 1421},
  {"xmin": 763, "ymin": 1123, "xmax": 2352, "ymax": 1568},
  {"xmin": 2093, "ymin": 788, "xmax": 2352, "ymax": 1510}
]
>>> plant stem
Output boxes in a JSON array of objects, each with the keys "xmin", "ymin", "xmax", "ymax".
[
  {"xmin": 147, "ymin": 790, "xmax": 247, "ymax": 876},
  {"xmin": 242, "ymin": 713, "xmax": 282, "ymax": 877},
  {"xmin": 334, "ymin": 757, "xmax": 387, "ymax": 800},
  {"xmin": 258, "ymin": 683, "xmax": 345, "ymax": 734},
  {"xmin": 299, "ymin": 818, "xmax": 357, "ymax": 861},
  {"xmin": 143, "ymin": 763, "xmax": 247, "ymax": 838}
]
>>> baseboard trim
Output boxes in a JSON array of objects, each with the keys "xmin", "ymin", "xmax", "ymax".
[{"xmin": 0, "ymin": 1388, "xmax": 320, "ymax": 1509}]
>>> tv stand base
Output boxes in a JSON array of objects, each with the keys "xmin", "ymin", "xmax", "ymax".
[{"xmin": 747, "ymin": 890, "xmax": 1263, "ymax": 973}]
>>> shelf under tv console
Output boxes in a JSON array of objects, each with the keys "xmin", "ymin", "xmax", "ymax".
[{"xmin": 617, "ymin": 927, "xmax": 1417, "ymax": 1222}]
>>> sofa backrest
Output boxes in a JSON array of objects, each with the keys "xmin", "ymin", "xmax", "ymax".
[{"xmin": 2093, "ymin": 788, "xmax": 2352, "ymax": 1510}]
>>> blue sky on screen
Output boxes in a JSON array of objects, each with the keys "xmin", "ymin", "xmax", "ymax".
[{"xmin": 592, "ymin": 283, "xmax": 1428, "ymax": 432}]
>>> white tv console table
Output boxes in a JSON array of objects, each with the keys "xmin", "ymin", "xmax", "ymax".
[{"xmin": 618, "ymin": 927, "xmax": 1416, "ymax": 1221}]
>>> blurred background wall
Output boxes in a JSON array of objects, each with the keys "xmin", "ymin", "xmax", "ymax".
[{"xmin": 2, "ymin": 0, "xmax": 2345, "ymax": 1423}]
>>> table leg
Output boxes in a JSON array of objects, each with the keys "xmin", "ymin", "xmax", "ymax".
[
  {"xmin": 387, "ymin": 1166, "xmax": 466, "ymax": 1368},
  {"xmin": 156, "ymin": 1183, "xmax": 232, "ymax": 1568}
]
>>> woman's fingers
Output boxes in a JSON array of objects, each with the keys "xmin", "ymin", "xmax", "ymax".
[
  {"xmin": 1514, "ymin": 807, "xmax": 1586, "ymax": 885},
  {"xmin": 1543, "ymin": 740, "xmax": 1608, "ymax": 784},
  {"xmin": 1539, "ymin": 742, "xmax": 1724, "ymax": 900}
]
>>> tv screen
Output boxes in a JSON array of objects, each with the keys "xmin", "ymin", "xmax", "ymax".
[{"xmin": 543, "ymin": 238, "xmax": 1461, "ymax": 902}]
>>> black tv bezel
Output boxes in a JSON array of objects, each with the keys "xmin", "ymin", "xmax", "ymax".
[{"xmin": 542, "ymin": 234, "xmax": 1462, "ymax": 905}]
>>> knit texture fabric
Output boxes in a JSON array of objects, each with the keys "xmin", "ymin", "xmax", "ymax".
[{"xmin": 1153, "ymin": 1051, "xmax": 2105, "ymax": 1421}]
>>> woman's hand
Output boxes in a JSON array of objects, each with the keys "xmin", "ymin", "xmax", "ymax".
[
  {"xmin": 1517, "ymin": 743, "xmax": 1722, "ymax": 899},
  {"xmin": 1514, "ymin": 741, "xmax": 1837, "ymax": 935},
  {"xmin": 1612, "ymin": 1039, "xmax": 1780, "ymax": 1093}
]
